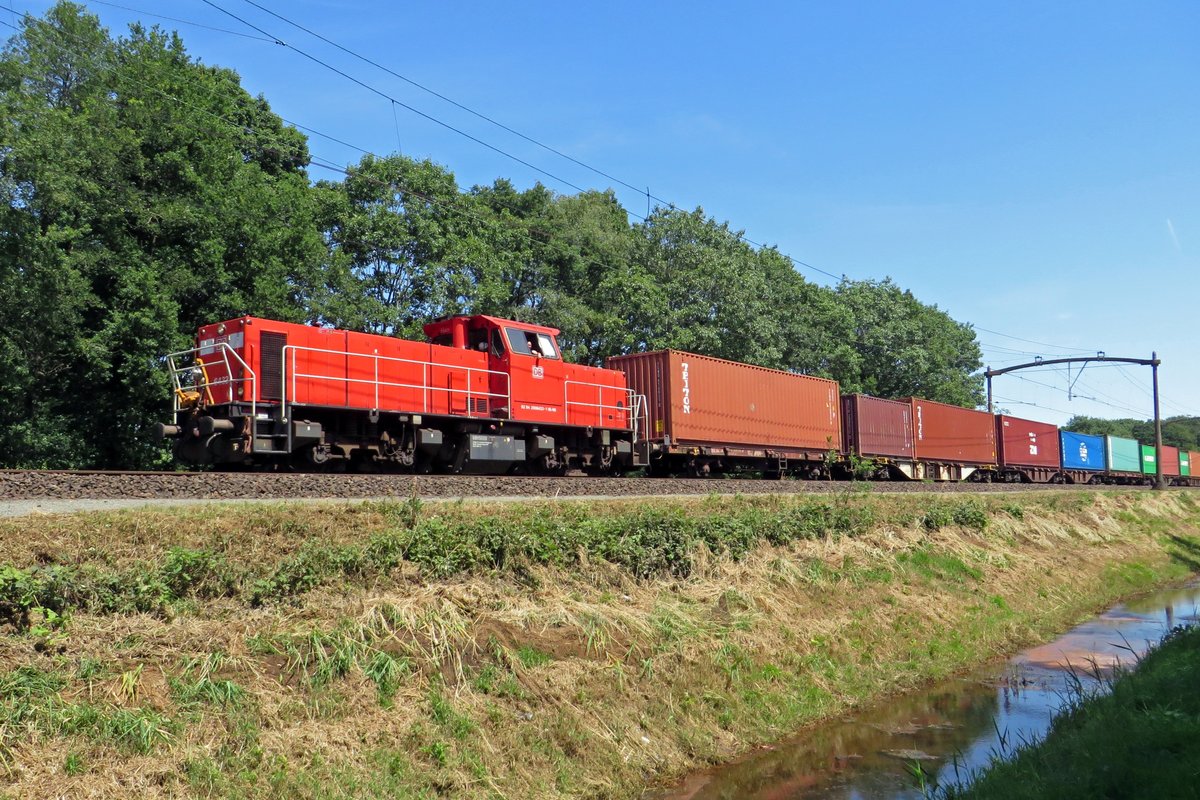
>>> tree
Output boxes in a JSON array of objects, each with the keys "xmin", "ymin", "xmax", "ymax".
[
  {"xmin": 830, "ymin": 279, "xmax": 984, "ymax": 407},
  {"xmin": 1064, "ymin": 415, "xmax": 1200, "ymax": 450},
  {"xmin": 0, "ymin": 3, "xmax": 331, "ymax": 467}
]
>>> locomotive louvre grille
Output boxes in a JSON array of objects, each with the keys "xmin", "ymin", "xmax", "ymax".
[
  {"xmin": 471, "ymin": 397, "xmax": 488, "ymax": 414},
  {"xmin": 260, "ymin": 332, "xmax": 287, "ymax": 400}
]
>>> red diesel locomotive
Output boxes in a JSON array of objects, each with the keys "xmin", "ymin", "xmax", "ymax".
[{"xmin": 159, "ymin": 314, "xmax": 637, "ymax": 474}]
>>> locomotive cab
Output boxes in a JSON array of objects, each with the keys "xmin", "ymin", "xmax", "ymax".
[{"xmin": 423, "ymin": 316, "xmax": 567, "ymax": 423}]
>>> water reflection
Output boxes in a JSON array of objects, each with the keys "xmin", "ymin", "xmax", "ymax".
[{"xmin": 652, "ymin": 581, "xmax": 1200, "ymax": 800}]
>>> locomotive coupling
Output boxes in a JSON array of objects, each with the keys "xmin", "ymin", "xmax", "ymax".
[
  {"xmin": 197, "ymin": 416, "xmax": 236, "ymax": 437},
  {"xmin": 154, "ymin": 423, "xmax": 181, "ymax": 440},
  {"xmin": 154, "ymin": 416, "xmax": 235, "ymax": 439}
]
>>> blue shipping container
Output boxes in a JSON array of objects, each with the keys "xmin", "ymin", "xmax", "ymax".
[{"xmin": 1060, "ymin": 431, "xmax": 1106, "ymax": 471}]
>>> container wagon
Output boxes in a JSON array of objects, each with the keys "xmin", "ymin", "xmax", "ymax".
[
  {"xmin": 1159, "ymin": 445, "xmax": 1182, "ymax": 479},
  {"xmin": 1104, "ymin": 435, "xmax": 1144, "ymax": 483},
  {"xmin": 995, "ymin": 415, "xmax": 1061, "ymax": 482},
  {"xmin": 1060, "ymin": 431, "xmax": 1107, "ymax": 482},
  {"xmin": 607, "ymin": 350, "xmax": 841, "ymax": 477},
  {"xmin": 1140, "ymin": 444, "xmax": 1158, "ymax": 477},
  {"xmin": 840, "ymin": 394, "xmax": 915, "ymax": 479},
  {"xmin": 906, "ymin": 398, "xmax": 996, "ymax": 481}
]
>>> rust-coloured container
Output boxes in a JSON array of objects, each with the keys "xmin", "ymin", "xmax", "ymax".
[
  {"xmin": 907, "ymin": 398, "xmax": 996, "ymax": 464},
  {"xmin": 995, "ymin": 415, "xmax": 1060, "ymax": 468},
  {"xmin": 841, "ymin": 394, "xmax": 913, "ymax": 458},
  {"xmin": 1160, "ymin": 445, "xmax": 1182, "ymax": 477},
  {"xmin": 606, "ymin": 350, "xmax": 841, "ymax": 452}
]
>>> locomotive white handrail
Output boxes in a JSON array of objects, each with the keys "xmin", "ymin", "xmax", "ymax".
[
  {"xmin": 630, "ymin": 392, "xmax": 648, "ymax": 445},
  {"xmin": 278, "ymin": 345, "xmax": 511, "ymax": 452},
  {"xmin": 165, "ymin": 342, "xmax": 257, "ymax": 424},
  {"xmin": 562, "ymin": 380, "xmax": 637, "ymax": 432}
]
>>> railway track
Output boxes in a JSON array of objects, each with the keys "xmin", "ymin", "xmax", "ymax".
[{"xmin": 0, "ymin": 469, "xmax": 1157, "ymax": 504}]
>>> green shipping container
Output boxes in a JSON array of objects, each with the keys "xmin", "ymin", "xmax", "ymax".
[
  {"xmin": 1181, "ymin": 450, "xmax": 1191, "ymax": 476},
  {"xmin": 1140, "ymin": 444, "xmax": 1157, "ymax": 474},
  {"xmin": 1106, "ymin": 435, "xmax": 1142, "ymax": 473}
]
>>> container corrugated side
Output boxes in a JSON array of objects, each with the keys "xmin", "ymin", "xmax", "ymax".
[
  {"xmin": 907, "ymin": 398, "xmax": 995, "ymax": 464},
  {"xmin": 995, "ymin": 415, "xmax": 1060, "ymax": 468},
  {"xmin": 1106, "ymin": 435, "xmax": 1142, "ymax": 473},
  {"xmin": 841, "ymin": 394, "xmax": 913, "ymax": 458},
  {"xmin": 1060, "ymin": 431, "xmax": 1106, "ymax": 471},
  {"xmin": 1186, "ymin": 451, "xmax": 1197, "ymax": 477},
  {"xmin": 1160, "ymin": 445, "xmax": 1181, "ymax": 477},
  {"xmin": 607, "ymin": 350, "xmax": 840, "ymax": 451},
  {"xmin": 1140, "ymin": 444, "xmax": 1157, "ymax": 474}
]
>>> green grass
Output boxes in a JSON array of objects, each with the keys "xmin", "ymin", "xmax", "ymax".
[{"xmin": 941, "ymin": 624, "xmax": 1200, "ymax": 800}]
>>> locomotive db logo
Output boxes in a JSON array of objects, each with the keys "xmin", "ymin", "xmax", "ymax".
[{"xmin": 531, "ymin": 365, "xmax": 544, "ymax": 379}]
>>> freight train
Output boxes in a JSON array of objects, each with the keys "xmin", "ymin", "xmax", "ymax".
[{"xmin": 156, "ymin": 313, "xmax": 1198, "ymax": 485}]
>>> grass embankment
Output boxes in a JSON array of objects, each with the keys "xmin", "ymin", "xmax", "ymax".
[
  {"xmin": 944, "ymin": 623, "xmax": 1200, "ymax": 800},
  {"xmin": 0, "ymin": 489, "xmax": 1197, "ymax": 799}
]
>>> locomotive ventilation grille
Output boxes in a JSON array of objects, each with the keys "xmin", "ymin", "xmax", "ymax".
[
  {"xmin": 470, "ymin": 397, "xmax": 488, "ymax": 414},
  {"xmin": 260, "ymin": 332, "xmax": 286, "ymax": 400}
]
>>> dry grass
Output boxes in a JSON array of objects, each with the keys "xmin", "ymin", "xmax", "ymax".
[{"xmin": 0, "ymin": 490, "xmax": 1196, "ymax": 799}]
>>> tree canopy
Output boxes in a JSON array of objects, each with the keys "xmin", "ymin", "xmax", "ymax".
[
  {"xmin": 1, "ymin": 3, "xmax": 987, "ymax": 468},
  {"xmin": 1063, "ymin": 416, "xmax": 1200, "ymax": 451}
]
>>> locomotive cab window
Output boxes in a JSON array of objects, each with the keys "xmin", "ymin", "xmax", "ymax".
[
  {"xmin": 490, "ymin": 329, "xmax": 506, "ymax": 358},
  {"xmin": 506, "ymin": 328, "xmax": 559, "ymax": 359},
  {"xmin": 468, "ymin": 328, "xmax": 489, "ymax": 352}
]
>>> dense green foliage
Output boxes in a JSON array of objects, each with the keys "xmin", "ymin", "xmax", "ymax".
[
  {"xmin": 944, "ymin": 624, "xmax": 1200, "ymax": 800},
  {"xmin": 1063, "ymin": 415, "xmax": 1200, "ymax": 451},
  {"xmin": 1, "ymin": 3, "xmax": 984, "ymax": 468}
]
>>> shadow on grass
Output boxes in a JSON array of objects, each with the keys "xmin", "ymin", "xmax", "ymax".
[{"xmin": 1165, "ymin": 534, "xmax": 1200, "ymax": 574}]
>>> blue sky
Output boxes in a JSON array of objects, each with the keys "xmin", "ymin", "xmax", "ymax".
[{"xmin": 10, "ymin": 1, "xmax": 1200, "ymax": 425}]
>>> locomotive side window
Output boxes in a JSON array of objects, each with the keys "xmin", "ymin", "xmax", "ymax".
[
  {"xmin": 468, "ymin": 328, "xmax": 488, "ymax": 352},
  {"xmin": 535, "ymin": 333, "xmax": 559, "ymax": 359},
  {"xmin": 490, "ymin": 329, "xmax": 506, "ymax": 358},
  {"xmin": 505, "ymin": 328, "xmax": 532, "ymax": 356},
  {"xmin": 505, "ymin": 328, "xmax": 559, "ymax": 359}
]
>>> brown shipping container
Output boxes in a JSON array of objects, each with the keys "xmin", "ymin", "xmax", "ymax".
[
  {"xmin": 841, "ymin": 394, "xmax": 913, "ymax": 458},
  {"xmin": 995, "ymin": 415, "xmax": 1060, "ymax": 469},
  {"xmin": 907, "ymin": 398, "xmax": 996, "ymax": 464},
  {"xmin": 1160, "ymin": 445, "xmax": 1181, "ymax": 477},
  {"xmin": 607, "ymin": 350, "xmax": 841, "ymax": 452}
]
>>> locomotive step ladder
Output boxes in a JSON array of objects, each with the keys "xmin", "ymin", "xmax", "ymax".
[{"xmin": 251, "ymin": 413, "xmax": 291, "ymax": 456}]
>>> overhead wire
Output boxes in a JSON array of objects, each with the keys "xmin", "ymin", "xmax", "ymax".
[
  {"xmin": 196, "ymin": 0, "xmax": 846, "ymax": 282},
  {"xmin": 226, "ymin": 0, "xmax": 847, "ymax": 282},
  {"xmin": 87, "ymin": 0, "xmax": 276, "ymax": 41},
  {"xmin": 0, "ymin": 5, "xmax": 688, "ymax": 330},
  {"xmin": 5, "ymin": 5, "xmax": 1183, "ymax": 387},
  {"xmin": 236, "ymin": 0, "xmax": 672, "ymax": 207},
  {"xmin": 1008, "ymin": 374, "xmax": 1150, "ymax": 417}
]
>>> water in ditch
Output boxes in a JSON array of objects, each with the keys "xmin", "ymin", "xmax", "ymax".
[{"xmin": 650, "ymin": 580, "xmax": 1200, "ymax": 800}]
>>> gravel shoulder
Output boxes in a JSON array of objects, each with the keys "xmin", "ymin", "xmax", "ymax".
[{"xmin": 0, "ymin": 471, "xmax": 1143, "ymax": 518}]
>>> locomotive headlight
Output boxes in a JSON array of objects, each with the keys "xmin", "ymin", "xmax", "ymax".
[
  {"xmin": 237, "ymin": 387, "xmax": 244, "ymax": 397},
  {"xmin": 217, "ymin": 323, "xmax": 226, "ymax": 334}
]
